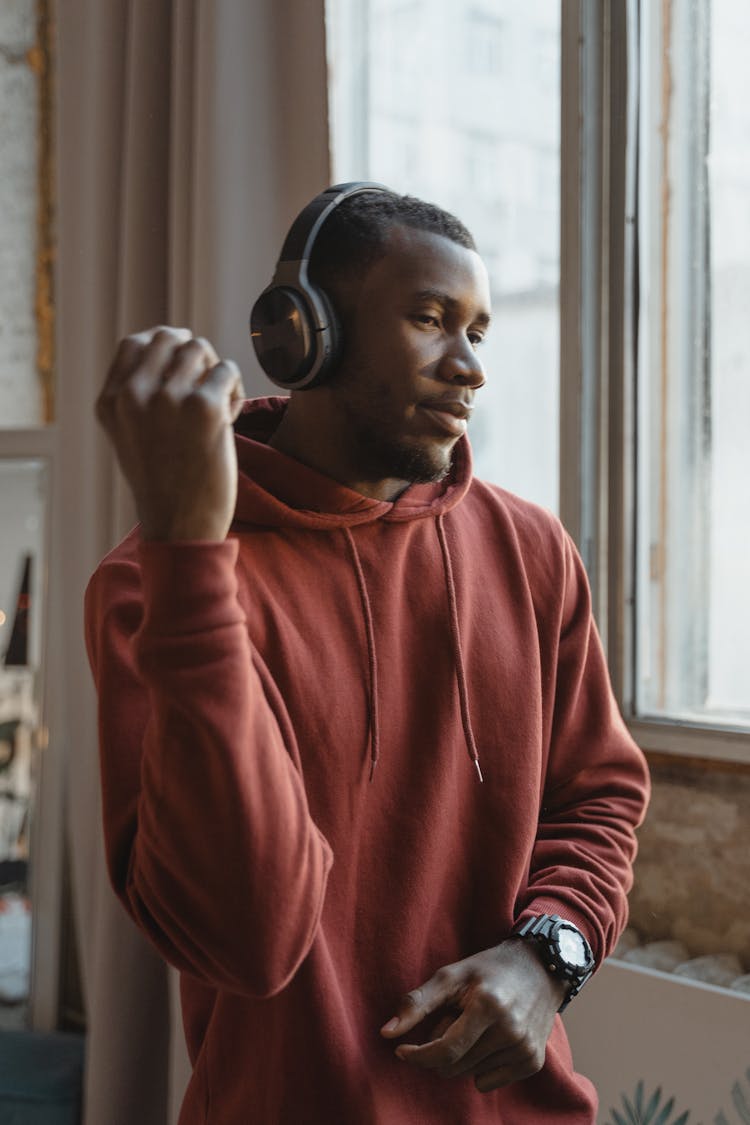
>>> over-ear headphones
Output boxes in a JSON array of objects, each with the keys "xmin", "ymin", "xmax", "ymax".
[{"xmin": 250, "ymin": 181, "xmax": 388, "ymax": 390}]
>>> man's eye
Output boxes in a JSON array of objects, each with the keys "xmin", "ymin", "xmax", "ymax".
[
  {"xmin": 468, "ymin": 332, "xmax": 485, "ymax": 348},
  {"xmin": 414, "ymin": 314, "xmax": 440, "ymax": 327}
]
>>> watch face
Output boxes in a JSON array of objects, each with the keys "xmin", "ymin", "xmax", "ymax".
[{"xmin": 558, "ymin": 926, "xmax": 588, "ymax": 968}]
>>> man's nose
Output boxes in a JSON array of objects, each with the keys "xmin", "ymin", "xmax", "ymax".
[{"xmin": 437, "ymin": 336, "xmax": 486, "ymax": 388}]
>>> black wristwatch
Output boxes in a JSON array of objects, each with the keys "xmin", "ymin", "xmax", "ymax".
[{"xmin": 511, "ymin": 914, "xmax": 595, "ymax": 1012}]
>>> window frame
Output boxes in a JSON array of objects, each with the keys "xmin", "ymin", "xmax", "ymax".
[{"xmin": 560, "ymin": 0, "xmax": 750, "ymax": 766}]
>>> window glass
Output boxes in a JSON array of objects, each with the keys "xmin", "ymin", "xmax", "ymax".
[
  {"xmin": 636, "ymin": 0, "xmax": 750, "ymax": 725},
  {"xmin": 326, "ymin": 0, "xmax": 561, "ymax": 511}
]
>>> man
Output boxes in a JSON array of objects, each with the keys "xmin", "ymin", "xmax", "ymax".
[{"xmin": 86, "ymin": 186, "xmax": 649, "ymax": 1123}]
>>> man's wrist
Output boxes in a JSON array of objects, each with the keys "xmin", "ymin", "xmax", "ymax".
[{"xmin": 510, "ymin": 914, "xmax": 595, "ymax": 1012}]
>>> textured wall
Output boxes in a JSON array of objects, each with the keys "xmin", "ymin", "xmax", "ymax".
[{"xmin": 628, "ymin": 761, "xmax": 750, "ymax": 968}]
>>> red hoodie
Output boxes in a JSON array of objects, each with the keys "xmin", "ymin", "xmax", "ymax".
[{"xmin": 85, "ymin": 396, "xmax": 649, "ymax": 1124}]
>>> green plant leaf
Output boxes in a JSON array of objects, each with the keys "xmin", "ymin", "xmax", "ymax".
[
  {"xmin": 642, "ymin": 1086, "xmax": 663, "ymax": 1123},
  {"xmin": 621, "ymin": 1091, "xmax": 641, "ymax": 1125},
  {"xmin": 606, "ymin": 1082, "xmax": 694, "ymax": 1125},
  {"xmin": 654, "ymin": 1095, "xmax": 676, "ymax": 1125},
  {"xmin": 731, "ymin": 1076, "xmax": 750, "ymax": 1124}
]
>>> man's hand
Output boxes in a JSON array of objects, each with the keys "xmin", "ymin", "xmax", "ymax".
[
  {"xmin": 96, "ymin": 327, "xmax": 245, "ymax": 541},
  {"xmin": 380, "ymin": 940, "xmax": 567, "ymax": 1093}
]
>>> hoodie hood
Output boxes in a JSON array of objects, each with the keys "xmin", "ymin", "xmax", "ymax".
[
  {"xmin": 231, "ymin": 396, "xmax": 473, "ymax": 530},
  {"xmin": 231, "ymin": 396, "xmax": 483, "ymax": 783}
]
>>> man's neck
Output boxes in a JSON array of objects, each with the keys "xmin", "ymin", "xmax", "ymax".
[{"xmin": 268, "ymin": 400, "xmax": 411, "ymax": 502}]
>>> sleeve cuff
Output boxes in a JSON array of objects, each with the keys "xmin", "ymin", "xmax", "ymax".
[{"xmin": 137, "ymin": 538, "xmax": 244, "ymax": 636}]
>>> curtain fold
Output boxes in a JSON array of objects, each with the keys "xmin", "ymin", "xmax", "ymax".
[{"xmin": 56, "ymin": 1, "xmax": 330, "ymax": 1121}]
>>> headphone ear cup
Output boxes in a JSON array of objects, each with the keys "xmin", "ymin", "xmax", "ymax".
[
  {"xmin": 250, "ymin": 285, "xmax": 317, "ymax": 388},
  {"xmin": 251, "ymin": 182, "xmax": 386, "ymax": 388},
  {"xmin": 308, "ymin": 285, "xmax": 342, "ymax": 387},
  {"xmin": 250, "ymin": 281, "xmax": 342, "ymax": 390}
]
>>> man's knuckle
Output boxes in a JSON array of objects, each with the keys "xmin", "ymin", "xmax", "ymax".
[
  {"xmin": 403, "ymin": 987, "xmax": 424, "ymax": 1009},
  {"xmin": 515, "ymin": 1039, "xmax": 542, "ymax": 1074},
  {"xmin": 473, "ymin": 985, "xmax": 499, "ymax": 1016},
  {"xmin": 443, "ymin": 1042, "xmax": 464, "ymax": 1066},
  {"xmin": 177, "ymin": 337, "xmax": 205, "ymax": 357},
  {"xmin": 502, "ymin": 1012, "xmax": 525, "ymax": 1044},
  {"xmin": 529, "ymin": 1045, "xmax": 545, "ymax": 1073},
  {"xmin": 183, "ymin": 389, "xmax": 215, "ymax": 419},
  {"xmin": 152, "ymin": 383, "xmax": 178, "ymax": 408}
]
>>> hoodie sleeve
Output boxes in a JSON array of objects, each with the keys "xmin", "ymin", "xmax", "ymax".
[
  {"xmin": 514, "ymin": 529, "xmax": 650, "ymax": 965},
  {"xmin": 84, "ymin": 535, "xmax": 333, "ymax": 998}
]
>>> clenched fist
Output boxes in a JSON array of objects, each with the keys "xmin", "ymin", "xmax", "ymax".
[{"xmin": 96, "ymin": 326, "xmax": 245, "ymax": 541}]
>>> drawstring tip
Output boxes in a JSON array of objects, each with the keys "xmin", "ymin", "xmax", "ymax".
[
  {"xmin": 369, "ymin": 759, "xmax": 377, "ymax": 783},
  {"xmin": 473, "ymin": 759, "xmax": 484, "ymax": 784}
]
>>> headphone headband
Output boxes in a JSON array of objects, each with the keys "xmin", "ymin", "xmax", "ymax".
[
  {"xmin": 278, "ymin": 181, "xmax": 388, "ymax": 266},
  {"xmin": 250, "ymin": 181, "xmax": 389, "ymax": 390}
]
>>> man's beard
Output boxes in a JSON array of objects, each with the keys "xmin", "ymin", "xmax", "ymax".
[
  {"xmin": 347, "ymin": 417, "xmax": 452, "ymax": 485},
  {"xmin": 327, "ymin": 345, "xmax": 454, "ymax": 486}
]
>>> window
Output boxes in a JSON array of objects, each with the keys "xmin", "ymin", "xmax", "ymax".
[
  {"xmin": 559, "ymin": 0, "xmax": 749, "ymax": 763},
  {"xmin": 635, "ymin": 0, "xmax": 750, "ymax": 734},
  {"xmin": 328, "ymin": 0, "xmax": 749, "ymax": 762}
]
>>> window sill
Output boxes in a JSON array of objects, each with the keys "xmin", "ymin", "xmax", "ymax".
[{"xmin": 627, "ymin": 717, "xmax": 750, "ymax": 768}]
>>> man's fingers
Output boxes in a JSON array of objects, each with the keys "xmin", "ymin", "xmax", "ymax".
[
  {"xmin": 137, "ymin": 329, "xmax": 211, "ymax": 387},
  {"xmin": 441, "ymin": 1029, "xmax": 529, "ymax": 1080},
  {"xmin": 473, "ymin": 1042, "xmax": 544, "ymax": 1093},
  {"xmin": 380, "ymin": 987, "xmax": 431, "ymax": 1037},
  {"xmin": 197, "ymin": 359, "xmax": 244, "ymax": 418},
  {"xmin": 108, "ymin": 326, "xmax": 192, "ymax": 388},
  {"xmin": 97, "ymin": 327, "xmax": 193, "ymax": 425},
  {"xmin": 97, "ymin": 329, "xmax": 234, "ymax": 431},
  {"xmin": 380, "ymin": 972, "xmax": 455, "ymax": 1038},
  {"xmin": 394, "ymin": 1005, "xmax": 488, "ymax": 1070},
  {"xmin": 158, "ymin": 337, "xmax": 221, "ymax": 396}
]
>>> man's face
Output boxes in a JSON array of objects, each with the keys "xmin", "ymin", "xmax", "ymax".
[{"xmin": 316, "ymin": 223, "xmax": 492, "ymax": 498}]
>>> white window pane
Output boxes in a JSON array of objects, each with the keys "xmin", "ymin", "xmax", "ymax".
[
  {"xmin": 707, "ymin": 0, "xmax": 750, "ymax": 716},
  {"xmin": 326, "ymin": 0, "xmax": 560, "ymax": 512},
  {"xmin": 636, "ymin": 0, "xmax": 750, "ymax": 726}
]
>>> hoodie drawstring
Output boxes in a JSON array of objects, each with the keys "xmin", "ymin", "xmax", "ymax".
[
  {"xmin": 437, "ymin": 514, "xmax": 484, "ymax": 783},
  {"xmin": 343, "ymin": 528, "xmax": 380, "ymax": 781},
  {"xmin": 343, "ymin": 518, "xmax": 482, "ymax": 785}
]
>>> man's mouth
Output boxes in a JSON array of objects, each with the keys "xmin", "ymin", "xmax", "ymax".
[{"xmin": 416, "ymin": 398, "xmax": 473, "ymax": 437}]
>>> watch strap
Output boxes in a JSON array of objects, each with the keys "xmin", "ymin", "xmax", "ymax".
[{"xmin": 511, "ymin": 914, "xmax": 595, "ymax": 1012}]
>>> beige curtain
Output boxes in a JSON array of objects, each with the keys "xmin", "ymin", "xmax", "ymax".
[{"xmin": 56, "ymin": 1, "xmax": 330, "ymax": 1121}]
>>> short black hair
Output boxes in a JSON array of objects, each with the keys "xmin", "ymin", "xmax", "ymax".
[{"xmin": 308, "ymin": 189, "xmax": 477, "ymax": 304}]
